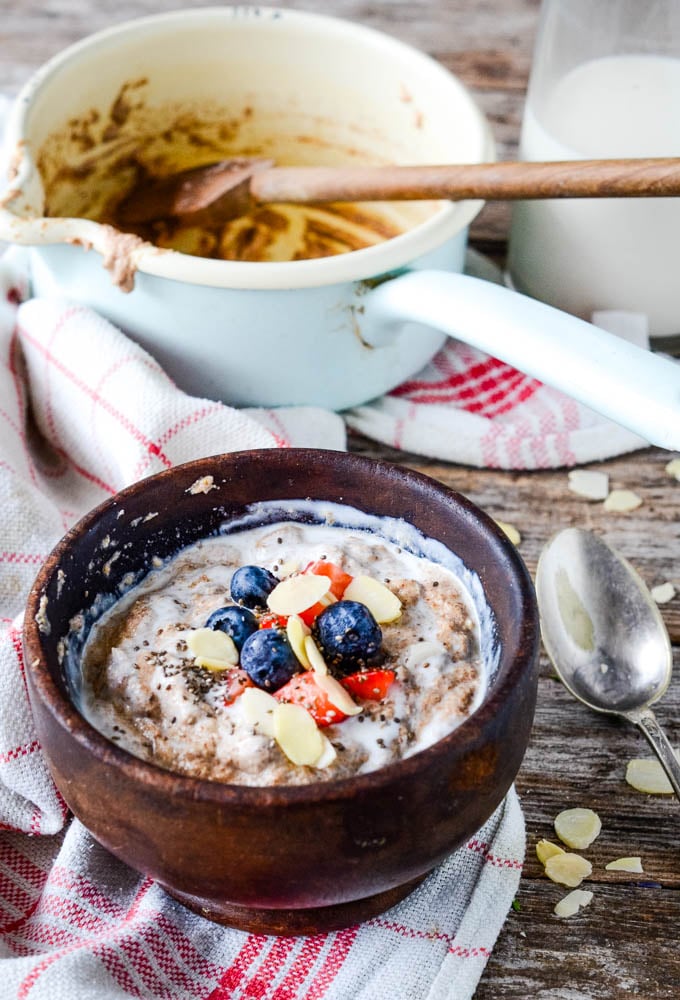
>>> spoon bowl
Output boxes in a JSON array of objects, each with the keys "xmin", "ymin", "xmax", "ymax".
[{"xmin": 536, "ymin": 527, "xmax": 680, "ymax": 800}]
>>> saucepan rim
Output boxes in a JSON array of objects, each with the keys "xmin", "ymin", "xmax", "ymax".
[{"xmin": 1, "ymin": 6, "xmax": 494, "ymax": 290}]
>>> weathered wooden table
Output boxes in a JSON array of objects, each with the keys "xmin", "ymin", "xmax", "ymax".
[{"xmin": 3, "ymin": 2, "xmax": 679, "ymax": 997}]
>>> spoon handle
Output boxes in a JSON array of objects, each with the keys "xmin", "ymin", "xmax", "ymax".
[
  {"xmin": 631, "ymin": 708, "xmax": 680, "ymax": 801},
  {"xmin": 251, "ymin": 158, "xmax": 680, "ymax": 205}
]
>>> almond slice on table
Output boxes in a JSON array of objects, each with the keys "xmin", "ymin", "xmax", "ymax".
[
  {"xmin": 186, "ymin": 627, "xmax": 238, "ymax": 671},
  {"xmin": 554, "ymin": 889, "xmax": 594, "ymax": 918},
  {"xmin": 273, "ymin": 702, "xmax": 325, "ymax": 766},
  {"xmin": 625, "ymin": 755, "xmax": 680, "ymax": 795},
  {"xmin": 494, "ymin": 520, "xmax": 521, "ymax": 546},
  {"xmin": 554, "ymin": 808, "xmax": 602, "ymax": 849},
  {"xmin": 343, "ymin": 575, "xmax": 402, "ymax": 623},
  {"xmin": 664, "ymin": 458, "xmax": 680, "ymax": 481},
  {"xmin": 287, "ymin": 614, "xmax": 311, "ymax": 668},
  {"xmin": 544, "ymin": 852, "xmax": 593, "ymax": 888},
  {"xmin": 651, "ymin": 582, "xmax": 676, "ymax": 604},
  {"xmin": 567, "ymin": 470, "xmax": 610, "ymax": 501},
  {"xmin": 605, "ymin": 857, "xmax": 643, "ymax": 873},
  {"xmin": 267, "ymin": 575, "xmax": 331, "ymax": 616},
  {"xmin": 240, "ymin": 687, "xmax": 278, "ymax": 737},
  {"xmin": 536, "ymin": 839, "xmax": 566, "ymax": 865},
  {"xmin": 603, "ymin": 489, "xmax": 643, "ymax": 513}
]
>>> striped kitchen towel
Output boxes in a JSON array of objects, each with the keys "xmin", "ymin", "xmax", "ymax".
[
  {"xmin": 0, "ymin": 254, "xmax": 523, "ymax": 1000},
  {"xmin": 345, "ymin": 250, "xmax": 649, "ymax": 468}
]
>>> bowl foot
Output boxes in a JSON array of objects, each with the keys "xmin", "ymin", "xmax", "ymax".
[{"xmin": 164, "ymin": 875, "xmax": 427, "ymax": 935}]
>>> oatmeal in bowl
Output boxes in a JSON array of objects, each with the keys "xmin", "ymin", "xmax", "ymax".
[
  {"xmin": 80, "ymin": 502, "xmax": 494, "ymax": 786},
  {"xmin": 23, "ymin": 449, "xmax": 538, "ymax": 934}
]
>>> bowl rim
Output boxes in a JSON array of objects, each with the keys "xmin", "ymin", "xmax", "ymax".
[
  {"xmin": 23, "ymin": 448, "xmax": 538, "ymax": 806},
  {"xmin": 1, "ymin": 6, "xmax": 495, "ymax": 290}
]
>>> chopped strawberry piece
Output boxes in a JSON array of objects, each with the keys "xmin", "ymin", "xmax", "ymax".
[
  {"xmin": 341, "ymin": 669, "xmax": 396, "ymax": 701},
  {"xmin": 303, "ymin": 559, "xmax": 353, "ymax": 599},
  {"xmin": 274, "ymin": 672, "xmax": 348, "ymax": 728},
  {"xmin": 259, "ymin": 612, "xmax": 288, "ymax": 630},
  {"xmin": 298, "ymin": 601, "xmax": 326, "ymax": 627},
  {"xmin": 223, "ymin": 668, "xmax": 255, "ymax": 705},
  {"xmin": 298, "ymin": 590, "xmax": 336, "ymax": 627}
]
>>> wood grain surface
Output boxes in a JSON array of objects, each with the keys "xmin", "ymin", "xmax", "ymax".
[{"xmin": 3, "ymin": 2, "xmax": 679, "ymax": 997}]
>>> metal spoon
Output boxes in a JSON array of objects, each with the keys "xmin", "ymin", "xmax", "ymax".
[{"xmin": 536, "ymin": 527, "xmax": 680, "ymax": 800}]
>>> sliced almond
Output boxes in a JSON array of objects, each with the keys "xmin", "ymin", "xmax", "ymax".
[
  {"xmin": 603, "ymin": 489, "xmax": 642, "ymax": 513},
  {"xmin": 314, "ymin": 734, "xmax": 338, "ymax": 769},
  {"xmin": 278, "ymin": 559, "xmax": 300, "ymax": 577},
  {"xmin": 304, "ymin": 635, "xmax": 328, "ymax": 676},
  {"xmin": 240, "ymin": 688, "xmax": 277, "ymax": 737},
  {"xmin": 605, "ymin": 856, "xmax": 643, "ymax": 873},
  {"xmin": 554, "ymin": 808, "xmax": 602, "ymax": 849},
  {"xmin": 554, "ymin": 889, "xmax": 594, "ymax": 918},
  {"xmin": 536, "ymin": 839, "xmax": 565, "ymax": 865},
  {"xmin": 316, "ymin": 672, "xmax": 362, "ymax": 716},
  {"xmin": 495, "ymin": 520, "xmax": 521, "ymax": 546},
  {"xmin": 267, "ymin": 575, "xmax": 331, "ymax": 616},
  {"xmin": 273, "ymin": 702, "xmax": 324, "ymax": 766},
  {"xmin": 343, "ymin": 575, "xmax": 402, "ymax": 623},
  {"xmin": 625, "ymin": 755, "xmax": 679, "ymax": 795},
  {"xmin": 544, "ymin": 852, "xmax": 592, "ymax": 888},
  {"xmin": 186, "ymin": 627, "xmax": 238, "ymax": 671},
  {"xmin": 287, "ymin": 614, "xmax": 311, "ymax": 668},
  {"xmin": 651, "ymin": 582, "xmax": 676, "ymax": 605},
  {"xmin": 404, "ymin": 640, "xmax": 447, "ymax": 671},
  {"xmin": 664, "ymin": 457, "xmax": 680, "ymax": 481},
  {"xmin": 568, "ymin": 470, "xmax": 610, "ymax": 501}
]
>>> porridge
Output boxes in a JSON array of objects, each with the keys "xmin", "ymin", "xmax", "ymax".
[{"xmin": 80, "ymin": 508, "xmax": 491, "ymax": 786}]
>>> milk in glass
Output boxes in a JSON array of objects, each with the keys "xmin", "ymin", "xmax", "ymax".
[{"xmin": 508, "ymin": 54, "xmax": 680, "ymax": 337}]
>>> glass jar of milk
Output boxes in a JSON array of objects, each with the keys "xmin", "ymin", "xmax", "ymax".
[{"xmin": 507, "ymin": 0, "xmax": 680, "ymax": 339}]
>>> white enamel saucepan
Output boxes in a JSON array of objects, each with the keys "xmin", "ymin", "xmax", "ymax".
[{"xmin": 1, "ymin": 7, "xmax": 680, "ymax": 448}]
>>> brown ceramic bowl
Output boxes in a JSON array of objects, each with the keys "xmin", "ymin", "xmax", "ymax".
[{"xmin": 23, "ymin": 449, "xmax": 538, "ymax": 935}]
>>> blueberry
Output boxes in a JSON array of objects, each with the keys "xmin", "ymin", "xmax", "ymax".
[
  {"xmin": 230, "ymin": 565, "xmax": 279, "ymax": 610},
  {"xmin": 206, "ymin": 605, "xmax": 258, "ymax": 651},
  {"xmin": 240, "ymin": 628, "xmax": 299, "ymax": 690},
  {"xmin": 312, "ymin": 600, "xmax": 382, "ymax": 677}
]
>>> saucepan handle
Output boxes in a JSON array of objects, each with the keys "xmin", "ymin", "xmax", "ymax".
[{"xmin": 362, "ymin": 270, "xmax": 680, "ymax": 452}]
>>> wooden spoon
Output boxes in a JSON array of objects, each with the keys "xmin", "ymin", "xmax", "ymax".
[{"xmin": 117, "ymin": 155, "xmax": 680, "ymax": 226}]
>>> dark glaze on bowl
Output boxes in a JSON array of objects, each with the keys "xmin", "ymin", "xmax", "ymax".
[{"xmin": 23, "ymin": 449, "xmax": 539, "ymax": 935}]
